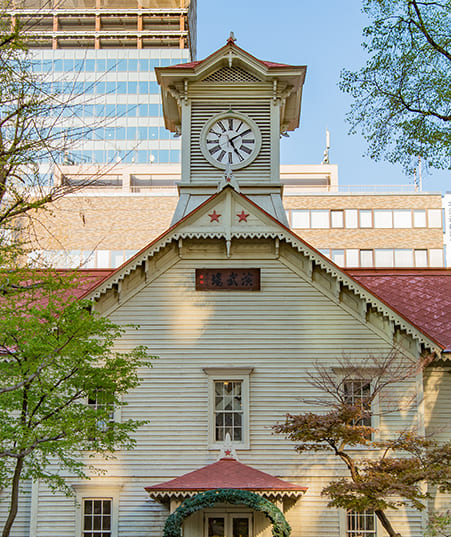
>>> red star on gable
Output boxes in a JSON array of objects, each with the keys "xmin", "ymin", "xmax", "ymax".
[
  {"xmin": 209, "ymin": 210, "xmax": 221, "ymax": 222},
  {"xmin": 237, "ymin": 210, "xmax": 249, "ymax": 222},
  {"xmin": 225, "ymin": 449, "xmax": 232, "ymax": 456}
]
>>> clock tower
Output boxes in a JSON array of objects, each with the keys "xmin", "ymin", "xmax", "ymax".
[{"xmin": 156, "ymin": 36, "xmax": 306, "ymax": 226}]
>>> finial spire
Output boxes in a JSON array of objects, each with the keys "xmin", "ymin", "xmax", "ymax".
[
  {"xmin": 227, "ymin": 31, "xmax": 237, "ymax": 44},
  {"xmin": 217, "ymin": 432, "xmax": 239, "ymax": 460},
  {"xmin": 321, "ymin": 129, "xmax": 331, "ymax": 164}
]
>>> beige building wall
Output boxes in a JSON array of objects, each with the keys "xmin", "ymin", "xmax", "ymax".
[{"xmin": 25, "ymin": 165, "xmax": 444, "ymax": 269}]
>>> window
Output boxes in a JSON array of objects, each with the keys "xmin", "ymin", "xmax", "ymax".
[
  {"xmin": 291, "ymin": 210, "xmax": 309, "ymax": 228},
  {"xmin": 343, "ymin": 380, "xmax": 371, "ymax": 428},
  {"xmin": 214, "ymin": 380, "xmax": 243, "ymax": 442},
  {"xmin": 204, "ymin": 368, "xmax": 252, "ymax": 449},
  {"xmin": 331, "ymin": 210, "xmax": 344, "ymax": 228},
  {"xmin": 346, "ymin": 249, "xmax": 359, "ymax": 267},
  {"xmin": 374, "ymin": 249, "xmax": 394, "ymax": 267},
  {"xmin": 359, "ymin": 210, "xmax": 372, "ymax": 228},
  {"xmin": 88, "ymin": 391, "xmax": 115, "ymax": 432},
  {"xmin": 373, "ymin": 210, "xmax": 392, "ymax": 228},
  {"xmin": 394, "ymin": 249, "xmax": 414, "ymax": 267},
  {"xmin": 331, "ymin": 249, "xmax": 345, "ymax": 266},
  {"xmin": 83, "ymin": 499, "xmax": 112, "ymax": 537},
  {"xmin": 311, "ymin": 210, "xmax": 329, "ymax": 228},
  {"xmin": 428, "ymin": 209, "xmax": 442, "ymax": 228},
  {"xmin": 346, "ymin": 510, "xmax": 376, "ymax": 537},
  {"xmin": 393, "ymin": 209, "xmax": 412, "ymax": 228},
  {"xmin": 413, "ymin": 209, "xmax": 426, "ymax": 228},
  {"xmin": 345, "ymin": 210, "xmax": 358, "ymax": 228},
  {"xmin": 414, "ymin": 249, "xmax": 428, "ymax": 267},
  {"xmin": 360, "ymin": 250, "xmax": 373, "ymax": 267}
]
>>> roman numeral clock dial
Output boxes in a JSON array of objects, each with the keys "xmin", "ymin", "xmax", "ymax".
[{"xmin": 200, "ymin": 112, "xmax": 262, "ymax": 170}]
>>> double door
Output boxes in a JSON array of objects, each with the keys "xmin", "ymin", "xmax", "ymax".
[{"xmin": 206, "ymin": 513, "xmax": 252, "ymax": 537}]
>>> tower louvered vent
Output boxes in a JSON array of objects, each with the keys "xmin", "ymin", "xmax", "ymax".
[{"xmin": 202, "ymin": 66, "xmax": 260, "ymax": 83}]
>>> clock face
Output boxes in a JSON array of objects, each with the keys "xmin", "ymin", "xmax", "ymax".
[{"xmin": 200, "ymin": 112, "xmax": 261, "ymax": 170}]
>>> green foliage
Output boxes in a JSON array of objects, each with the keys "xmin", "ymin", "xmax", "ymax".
[
  {"xmin": 340, "ymin": 0, "xmax": 451, "ymax": 172},
  {"xmin": 163, "ymin": 489, "xmax": 291, "ymax": 537},
  {"xmin": 0, "ymin": 264, "xmax": 155, "ymax": 537},
  {"xmin": 426, "ymin": 511, "xmax": 451, "ymax": 537}
]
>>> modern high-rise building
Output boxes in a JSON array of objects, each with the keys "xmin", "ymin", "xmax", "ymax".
[{"xmin": 7, "ymin": 0, "xmax": 196, "ymax": 175}]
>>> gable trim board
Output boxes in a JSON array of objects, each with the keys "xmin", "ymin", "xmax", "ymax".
[{"xmin": 83, "ymin": 186, "xmax": 443, "ymax": 357}]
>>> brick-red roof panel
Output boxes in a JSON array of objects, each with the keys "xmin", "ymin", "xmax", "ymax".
[
  {"xmin": 145, "ymin": 458, "xmax": 307, "ymax": 492},
  {"xmin": 348, "ymin": 269, "xmax": 451, "ymax": 352}
]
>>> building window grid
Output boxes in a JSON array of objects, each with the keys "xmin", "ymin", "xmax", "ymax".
[
  {"xmin": 313, "ymin": 248, "xmax": 442, "ymax": 268},
  {"xmin": 214, "ymin": 380, "xmax": 243, "ymax": 442},
  {"xmin": 289, "ymin": 208, "xmax": 441, "ymax": 229},
  {"xmin": 346, "ymin": 510, "xmax": 376, "ymax": 537},
  {"xmin": 83, "ymin": 499, "xmax": 112, "ymax": 537}
]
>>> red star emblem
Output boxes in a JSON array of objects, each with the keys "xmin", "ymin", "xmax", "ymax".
[
  {"xmin": 237, "ymin": 210, "xmax": 249, "ymax": 222},
  {"xmin": 225, "ymin": 449, "xmax": 232, "ymax": 456},
  {"xmin": 209, "ymin": 210, "xmax": 221, "ymax": 222}
]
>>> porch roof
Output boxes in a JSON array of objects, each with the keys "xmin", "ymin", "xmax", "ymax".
[{"xmin": 145, "ymin": 457, "xmax": 307, "ymax": 501}]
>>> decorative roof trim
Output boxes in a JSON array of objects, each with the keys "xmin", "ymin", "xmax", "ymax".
[
  {"xmin": 83, "ymin": 187, "xmax": 442, "ymax": 354},
  {"xmin": 146, "ymin": 489, "xmax": 305, "ymax": 502}
]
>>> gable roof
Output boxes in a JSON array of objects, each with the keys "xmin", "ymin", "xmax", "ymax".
[
  {"xmin": 348, "ymin": 269, "xmax": 451, "ymax": 353},
  {"xmin": 81, "ymin": 185, "xmax": 444, "ymax": 356},
  {"xmin": 145, "ymin": 457, "xmax": 307, "ymax": 501}
]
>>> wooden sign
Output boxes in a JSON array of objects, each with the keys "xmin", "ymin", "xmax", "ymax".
[{"xmin": 195, "ymin": 269, "xmax": 260, "ymax": 291}]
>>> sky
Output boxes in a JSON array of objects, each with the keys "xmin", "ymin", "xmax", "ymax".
[{"xmin": 196, "ymin": 0, "xmax": 450, "ymax": 194}]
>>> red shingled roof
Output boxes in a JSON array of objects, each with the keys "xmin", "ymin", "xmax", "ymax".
[
  {"xmin": 168, "ymin": 42, "xmax": 301, "ymax": 71},
  {"xmin": 145, "ymin": 458, "xmax": 307, "ymax": 498},
  {"xmin": 348, "ymin": 269, "xmax": 451, "ymax": 352}
]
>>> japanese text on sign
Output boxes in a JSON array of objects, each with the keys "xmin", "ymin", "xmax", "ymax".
[{"xmin": 195, "ymin": 269, "xmax": 261, "ymax": 291}]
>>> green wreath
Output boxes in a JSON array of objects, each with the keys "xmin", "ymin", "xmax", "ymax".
[{"xmin": 163, "ymin": 488, "xmax": 291, "ymax": 537}]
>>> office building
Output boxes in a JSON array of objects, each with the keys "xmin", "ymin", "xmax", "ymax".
[{"xmin": 7, "ymin": 0, "xmax": 196, "ymax": 176}]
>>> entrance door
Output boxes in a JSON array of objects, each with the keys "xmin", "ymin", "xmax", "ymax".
[{"xmin": 206, "ymin": 514, "xmax": 252, "ymax": 537}]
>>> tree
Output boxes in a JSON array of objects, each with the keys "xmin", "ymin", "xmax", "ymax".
[
  {"xmin": 340, "ymin": 0, "xmax": 451, "ymax": 173},
  {"xmin": 273, "ymin": 352, "xmax": 451, "ymax": 537},
  {"xmin": 0, "ymin": 266, "xmax": 154, "ymax": 537}
]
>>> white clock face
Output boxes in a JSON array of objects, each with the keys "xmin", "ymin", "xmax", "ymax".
[{"xmin": 201, "ymin": 112, "xmax": 261, "ymax": 170}]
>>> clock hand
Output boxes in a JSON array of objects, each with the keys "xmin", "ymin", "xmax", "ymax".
[{"xmin": 228, "ymin": 136, "xmax": 243, "ymax": 160}]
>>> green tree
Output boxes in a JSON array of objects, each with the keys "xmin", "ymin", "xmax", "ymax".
[
  {"xmin": 340, "ymin": 0, "xmax": 451, "ymax": 172},
  {"xmin": 0, "ymin": 265, "xmax": 153, "ymax": 537},
  {"xmin": 273, "ymin": 353, "xmax": 451, "ymax": 537}
]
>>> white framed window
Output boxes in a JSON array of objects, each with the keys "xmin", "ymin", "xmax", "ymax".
[
  {"xmin": 413, "ymin": 209, "xmax": 426, "ymax": 228},
  {"xmin": 88, "ymin": 391, "xmax": 116, "ymax": 431},
  {"xmin": 345, "ymin": 249, "xmax": 359, "ymax": 268},
  {"xmin": 203, "ymin": 368, "xmax": 252, "ymax": 450},
  {"xmin": 331, "ymin": 249, "xmax": 345, "ymax": 266},
  {"xmin": 359, "ymin": 210, "xmax": 372, "ymax": 228},
  {"xmin": 393, "ymin": 209, "xmax": 412, "ymax": 228},
  {"xmin": 374, "ymin": 249, "xmax": 394, "ymax": 268},
  {"xmin": 429, "ymin": 249, "xmax": 444, "ymax": 267},
  {"xmin": 373, "ymin": 210, "xmax": 393, "ymax": 228},
  {"xmin": 428, "ymin": 209, "xmax": 442, "ymax": 228},
  {"xmin": 291, "ymin": 210, "xmax": 309, "ymax": 228},
  {"xmin": 345, "ymin": 210, "xmax": 359, "ymax": 228},
  {"xmin": 311, "ymin": 210, "xmax": 330, "ymax": 228},
  {"xmin": 343, "ymin": 380, "xmax": 372, "ymax": 429},
  {"xmin": 83, "ymin": 498, "xmax": 112, "ymax": 537},
  {"xmin": 346, "ymin": 510, "xmax": 376, "ymax": 537},
  {"xmin": 360, "ymin": 250, "xmax": 373, "ymax": 267},
  {"xmin": 414, "ymin": 249, "xmax": 428, "ymax": 267},
  {"xmin": 394, "ymin": 249, "xmax": 414, "ymax": 267},
  {"xmin": 331, "ymin": 210, "xmax": 344, "ymax": 228},
  {"xmin": 73, "ymin": 484, "xmax": 121, "ymax": 537}
]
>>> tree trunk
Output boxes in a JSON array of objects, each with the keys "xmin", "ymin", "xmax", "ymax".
[
  {"xmin": 1, "ymin": 457, "xmax": 24, "ymax": 537},
  {"xmin": 375, "ymin": 509, "xmax": 402, "ymax": 537}
]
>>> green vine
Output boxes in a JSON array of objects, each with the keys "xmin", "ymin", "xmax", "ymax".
[{"xmin": 163, "ymin": 488, "xmax": 291, "ymax": 537}]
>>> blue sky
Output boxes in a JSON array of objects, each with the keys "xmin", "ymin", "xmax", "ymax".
[{"xmin": 196, "ymin": 0, "xmax": 449, "ymax": 194}]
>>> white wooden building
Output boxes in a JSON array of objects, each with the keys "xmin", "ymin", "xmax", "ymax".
[{"xmin": 1, "ymin": 38, "xmax": 450, "ymax": 537}]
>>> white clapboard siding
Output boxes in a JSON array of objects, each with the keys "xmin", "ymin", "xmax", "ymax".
[
  {"xmin": 4, "ymin": 245, "xmax": 431, "ymax": 537},
  {"xmin": 0, "ymin": 481, "xmax": 31, "ymax": 537}
]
